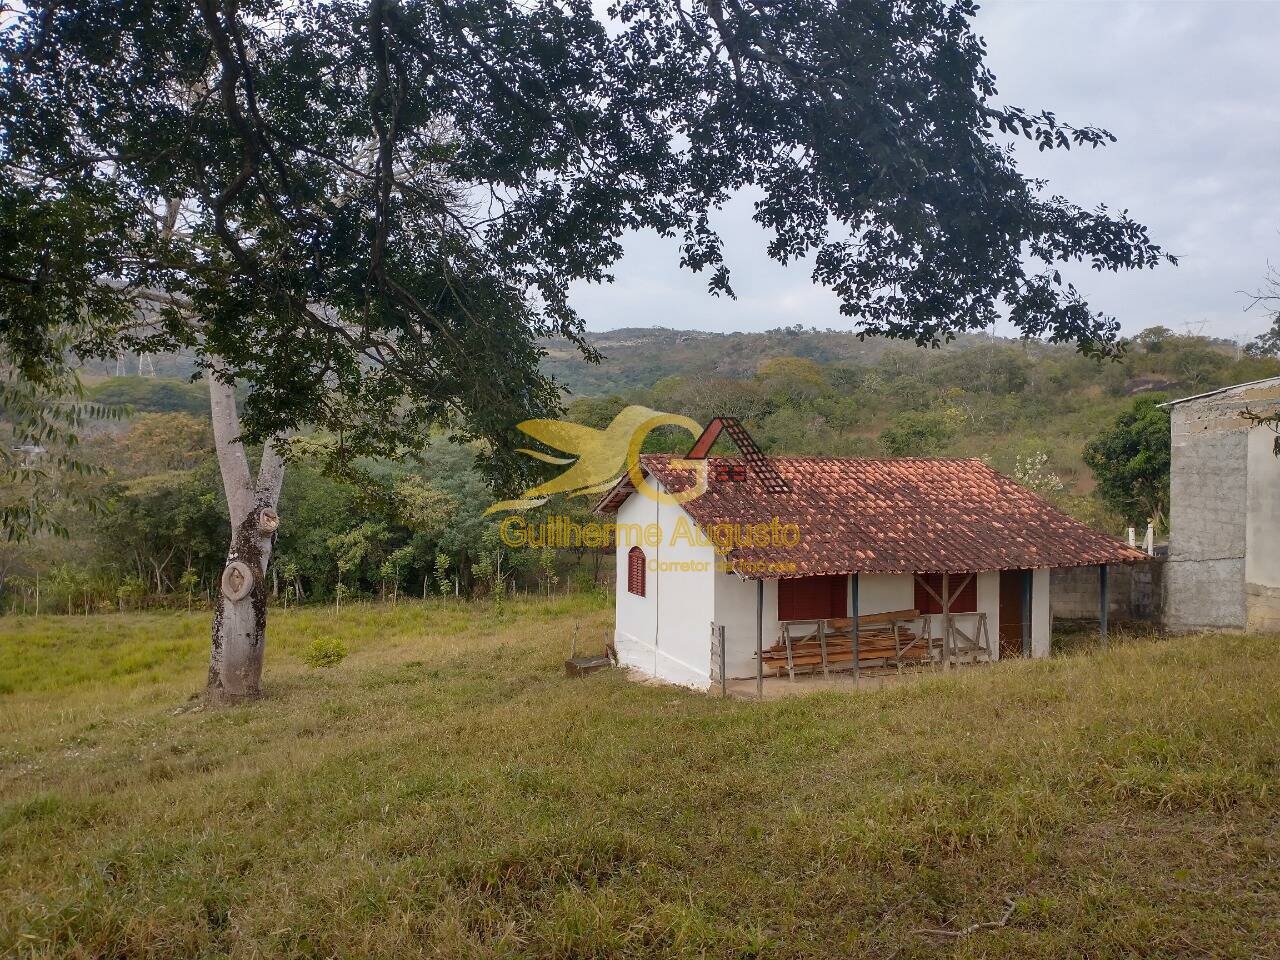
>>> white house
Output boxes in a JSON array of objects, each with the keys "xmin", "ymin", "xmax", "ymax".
[{"xmin": 596, "ymin": 417, "xmax": 1146, "ymax": 691}]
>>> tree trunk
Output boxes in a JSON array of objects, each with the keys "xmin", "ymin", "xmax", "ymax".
[{"xmin": 206, "ymin": 363, "xmax": 286, "ymax": 704}]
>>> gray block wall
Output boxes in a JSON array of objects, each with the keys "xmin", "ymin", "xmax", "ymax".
[
  {"xmin": 1163, "ymin": 383, "xmax": 1276, "ymax": 631},
  {"xmin": 1051, "ymin": 561, "xmax": 1163, "ymax": 621}
]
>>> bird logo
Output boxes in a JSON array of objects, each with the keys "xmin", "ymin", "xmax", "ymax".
[{"xmin": 485, "ymin": 406, "xmax": 708, "ymax": 513}]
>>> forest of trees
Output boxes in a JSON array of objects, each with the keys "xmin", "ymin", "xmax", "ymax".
[{"xmin": 1, "ymin": 326, "xmax": 1274, "ymax": 616}]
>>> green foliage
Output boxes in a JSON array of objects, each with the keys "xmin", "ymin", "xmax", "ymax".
[
  {"xmin": 879, "ymin": 410, "xmax": 958, "ymax": 456},
  {"xmin": 1083, "ymin": 396, "xmax": 1172, "ymax": 528},
  {"xmin": 565, "ymin": 396, "xmax": 630, "ymax": 430},
  {"xmin": 433, "ymin": 552, "xmax": 453, "ymax": 598},
  {"xmin": 6, "ymin": 328, "xmax": 1272, "ymax": 610},
  {"xmin": 85, "ymin": 379, "xmax": 208, "ymax": 418},
  {"xmin": 85, "ymin": 413, "xmax": 212, "ymax": 480},
  {"xmin": 3, "ymin": 0, "xmax": 1174, "ymax": 479},
  {"xmin": 1012, "ymin": 451, "xmax": 1066, "ymax": 503},
  {"xmin": 302, "ymin": 635, "xmax": 349, "ymax": 668},
  {"xmin": 115, "ymin": 576, "xmax": 147, "ymax": 612},
  {"xmin": 1, "ymin": 362, "xmax": 120, "ymax": 541}
]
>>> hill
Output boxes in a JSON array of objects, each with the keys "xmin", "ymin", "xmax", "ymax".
[
  {"xmin": 543, "ymin": 326, "xmax": 992, "ymax": 397},
  {"xmin": 85, "ymin": 376, "xmax": 209, "ymax": 417},
  {"xmin": 1, "ymin": 599, "xmax": 1276, "ymax": 957},
  {"xmin": 547, "ymin": 326, "xmax": 1280, "ymax": 531}
]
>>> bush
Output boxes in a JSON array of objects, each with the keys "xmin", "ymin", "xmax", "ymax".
[
  {"xmin": 878, "ymin": 409, "xmax": 956, "ymax": 456},
  {"xmin": 303, "ymin": 636, "xmax": 349, "ymax": 668}
]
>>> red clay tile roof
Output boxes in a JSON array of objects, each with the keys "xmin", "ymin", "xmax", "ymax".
[{"xmin": 597, "ymin": 455, "xmax": 1148, "ymax": 577}]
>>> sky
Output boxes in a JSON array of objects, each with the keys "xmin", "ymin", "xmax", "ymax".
[{"xmin": 570, "ymin": 1, "xmax": 1280, "ymax": 342}]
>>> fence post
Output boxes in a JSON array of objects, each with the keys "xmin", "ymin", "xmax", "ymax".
[
  {"xmin": 1021, "ymin": 569, "xmax": 1032, "ymax": 657},
  {"xmin": 719, "ymin": 624, "xmax": 727, "ymax": 697},
  {"xmin": 755, "ymin": 579, "xmax": 764, "ymax": 700},
  {"xmin": 1099, "ymin": 564, "xmax": 1109, "ymax": 650},
  {"xmin": 850, "ymin": 573, "xmax": 860, "ymax": 686}
]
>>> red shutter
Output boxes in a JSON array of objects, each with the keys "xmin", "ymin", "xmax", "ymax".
[
  {"xmin": 914, "ymin": 573, "xmax": 976, "ymax": 614},
  {"xmin": 778, "ymin": 575, "xmax": 847, "ymax": 620},
  {"xmin": 627, "ymin": 547, "xmax": 646, "ymax": 597}
]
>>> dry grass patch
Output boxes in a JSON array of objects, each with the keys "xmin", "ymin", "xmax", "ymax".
[{"xmin": 2, "ymin": 601, "xmax": 1278, "ymax": 958}]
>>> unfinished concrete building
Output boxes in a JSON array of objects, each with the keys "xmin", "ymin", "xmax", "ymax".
[{"xmin": 1163, "ymin": 377, "xmax": 1280, "ymax": 631}]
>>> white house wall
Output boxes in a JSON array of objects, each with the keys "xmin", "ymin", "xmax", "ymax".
[
  {"xmin": 1031, "ymin": 568, "xmax": 1052, "ymax": 657},
  {"xmin": 716, "ymin": 571, "xmax": 778, "ymax": 679},
  {"xmin": 1245, "ymin": 427, "xmax": 1280, "ymax": 630},
  {"xmin": 612, "ymin": 485, "xmax": 717, "ymax": 689},
  {"xmin": 858, "ymin": 572, "xmax": 914, "ymax": 615},
  {"xmin": 654, "ymin": 491, "xmax": 718, "ymax": 688},
  {"xmin": 613, "ymin": 490, "xmax": 658, "ymax": 676}
]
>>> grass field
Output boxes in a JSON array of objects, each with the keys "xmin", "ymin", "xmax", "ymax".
[{"xmin": 2, "ymin": 598, "xmax": 1278, "ymax": 959}]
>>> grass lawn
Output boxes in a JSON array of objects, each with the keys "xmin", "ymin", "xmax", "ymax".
[{"xmin": 1, "ymin": 597, "xmax": 1278, "ymax": 958}]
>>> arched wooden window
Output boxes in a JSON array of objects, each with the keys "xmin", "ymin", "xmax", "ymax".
[{"xmin": 627, "ymin": 546, "xmax": 646, "ymax": 597}]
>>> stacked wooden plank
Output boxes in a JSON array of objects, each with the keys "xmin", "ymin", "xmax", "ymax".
[{"xmin": 760, "ymin": 610, "xmax": 933, "ymax": 675}]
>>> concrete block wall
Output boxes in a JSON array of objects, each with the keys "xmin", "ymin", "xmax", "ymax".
[
  {"xmin": 1164, "ymin": 379, "xmax": 1280, "ymax": 632},
  {"xmin": 1050, "ymin": 562, "xmax": 1162, "ymax": 621}
]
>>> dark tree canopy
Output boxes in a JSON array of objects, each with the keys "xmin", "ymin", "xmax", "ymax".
[
  {"xmin": 1082, "ymin": 395, "xmax": 1171, "ymax": 529},
  {"xmin": 2, "ymin": 0, "xmax": 1171, "ymax": 463}
]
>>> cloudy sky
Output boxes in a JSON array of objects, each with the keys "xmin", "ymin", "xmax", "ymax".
[{"xmin": 570, "ymin": 1, "xmax": 1280, "ymax": 342}]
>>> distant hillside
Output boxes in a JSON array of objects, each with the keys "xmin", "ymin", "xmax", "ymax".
[
  {"xmin": 85, "ymin": 377, "xmax": 208, "ymax": 417},
  {"xmin": 543, "ymin": 326, "xmax": 991, "ymax": 397}
]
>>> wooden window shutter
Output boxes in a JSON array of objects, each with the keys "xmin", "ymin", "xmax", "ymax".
[
  {"xmin": 627, "ymin": 546, "xmax": 646, "ymax": 597},
  {"xmin": 778, "ymin": 575, "xmax": 847, "ymax": 620}
]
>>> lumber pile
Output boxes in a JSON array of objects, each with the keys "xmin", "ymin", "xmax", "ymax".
[{"xmin": 761, "ymin": 610, "xmax": 933, "ymax": 675}]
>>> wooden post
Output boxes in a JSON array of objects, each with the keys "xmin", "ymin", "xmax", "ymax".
[
  {"xmin": 818, "ymin": 619, "xmax": 829, "ymax": 677},
  {"xmin": 1021, "ymin": 569, "xmax": 1032, "ymax": 657},
  {"xmin": 942, "ymin": 572, "xmax": 951, "ymax": 669},
  {"xmin": 850, "ymin": 573, "xmax": 860, "ymax": 686},
  {"xmin": 755, "ymin": 579, "xmax": 764, "ymax": 700},
  {"xmin": 718, "ymin": 624, "xmax": 727, "ymax": 697},
  {"xmin": 1099, "ymin": 564, "xmax": 1109, "ymax": 649}
]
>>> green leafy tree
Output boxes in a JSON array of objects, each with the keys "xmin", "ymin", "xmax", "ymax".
[
  {"xmin": 116, "ymin": 575, "xmax": 147, "ymax": 613},
  {"xmin": 179, "ymin": 568, "xmax": 201, "ymax": 612},
  {"xmin": 1169, "ymin": 341, "xmax": 1229, "ymax": 389},
  {"xmin": 277, "ymin": 558, "xmax": 301, "ymax": 608},
  {"xmin": 380, "ymin": 545, "xmax": 415, "ymax": 604},
  {"xmin": 326, "ymin": 522, "xmax": 392, "ymax": 601},
  {"xmin": 1, "ymin": 362, "xmax": 119, "ymax": 540},
  {"xmin": 93, "ymin": 467, "xmax": 226, "ymax": 596},
  {"xmin": 879, "ymin": 410, "xmax": 958, "ymax": 456},
  {"xmin": 433, "ymin": 552, "xmax": 453, "ymax": 598},
  {"xmin": 1082, "ymin": 396, "xmax": 1171, "ymax": 529},
  {"xmin": 85, "ymin": 413, "xmax": 212, "ymax": 480}
]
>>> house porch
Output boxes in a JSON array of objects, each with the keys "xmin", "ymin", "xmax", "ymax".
[{"xmin": 710, "ymin": 569, "xmax": 1060, "ymax": 697}]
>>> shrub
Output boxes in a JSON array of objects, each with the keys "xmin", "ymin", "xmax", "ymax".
[{"xmin": 303, "ymin": 636, "xmax": 349, "ymax": 668}]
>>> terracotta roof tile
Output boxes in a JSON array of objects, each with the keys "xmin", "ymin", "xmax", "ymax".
[{"xmin": 599, "ymin": 455, "xmax": 1148, "ymax": 577}]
